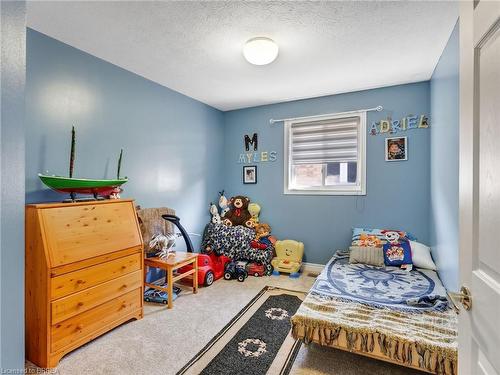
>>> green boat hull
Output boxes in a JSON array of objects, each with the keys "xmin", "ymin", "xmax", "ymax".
[{"xmin": 38, "ymin": 174, "xmax": 128, "ymax": 197}]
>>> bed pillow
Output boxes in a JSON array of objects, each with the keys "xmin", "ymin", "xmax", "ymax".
[
  {"xmin": 349, "ymin": 246, "xmax": 384, "ymax": 267},
  {"xmin": 410, "ymin": 241, "xmax": 437, "ymax": 270},
  {"xmin": 383, "ymin": 241, "xmax": 412, "ymax": 266},
  {"xmin": 351, "ymin": 227, "xmax": 416, "ymax": 247}
]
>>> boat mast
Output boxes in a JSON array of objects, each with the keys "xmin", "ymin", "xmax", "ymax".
[
  {"xmin": 117, "ymin": 149, "xmax": 123, "ymax": 179},
  {"xmin": 69, "ymin": 126, "xmax": 76, "ymax": 178}
]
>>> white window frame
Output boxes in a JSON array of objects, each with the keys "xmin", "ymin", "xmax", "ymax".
[{"xmin": 283, "ymin": 111, "xmax": 367, "ymax": 196}]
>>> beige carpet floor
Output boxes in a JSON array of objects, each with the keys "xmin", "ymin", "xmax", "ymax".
[{"xmin": 28, "ymin": 273, "xmax": 424, "ymax": 375}]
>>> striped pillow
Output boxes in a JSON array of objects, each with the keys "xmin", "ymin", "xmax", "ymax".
[{"xmin": 349, "ymin": 246, "xmax": 384, "ymax": 267}]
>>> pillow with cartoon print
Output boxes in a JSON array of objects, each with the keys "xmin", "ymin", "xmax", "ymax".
[
  {"xmin": 351, "ymin": 227, "xmax": 416, "ymax": 248},
  {"xmin": 383, "ymin": 240, "xmax": 413, "ymax": 266}
]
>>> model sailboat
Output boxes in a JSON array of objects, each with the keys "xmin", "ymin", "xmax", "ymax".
[{"xmin": 38, "ymin": 126, "xmax": 128, "ymax": 200}]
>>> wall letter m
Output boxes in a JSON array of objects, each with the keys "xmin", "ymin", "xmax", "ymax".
[{"xmin": 244, "ymin": 133, "xmax": 258, "ymax": 151}]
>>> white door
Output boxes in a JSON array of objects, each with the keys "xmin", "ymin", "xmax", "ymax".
[{"xmin": 459, "ymin": 1, "xmax": 500, "ymax": 374}]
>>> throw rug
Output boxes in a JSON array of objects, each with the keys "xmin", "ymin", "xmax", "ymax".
[{"xmin": 177, "ymin": 286, "xmax": 305, "ymax": 375}]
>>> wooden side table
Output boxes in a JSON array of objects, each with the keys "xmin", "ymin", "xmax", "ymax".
[{"xmin": 144, "ymin": 251, "xmax": 198, "ymax": 309}]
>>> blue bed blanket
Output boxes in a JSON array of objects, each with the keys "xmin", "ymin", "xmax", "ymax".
[{"xmin": 312, "ymin": 250, "xmax": 450, "ymax": 312}]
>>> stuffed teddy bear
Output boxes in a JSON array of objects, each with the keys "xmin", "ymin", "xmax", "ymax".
[
  {"xmin": 248, "ymin": 202, "xmax": 261, "ymax": 227},
  {"xmin": 223, "ymin": 196, "xmax": 253, "ymax": 227}
]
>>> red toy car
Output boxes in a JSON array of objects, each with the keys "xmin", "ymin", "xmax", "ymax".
[
  {"xmin": 247, "ymin": 262, "xmax": 266, "ymax": 277},
  {"xmin": 178, "ymin": 251, "xmax": 231, "ymax": 287},
  {"xmin": 159, "ymin": 215, "xmax": 230, "ymax": 287}
]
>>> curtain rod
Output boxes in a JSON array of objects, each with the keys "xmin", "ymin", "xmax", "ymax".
[{"xmin": 269, "ymin": 105, "xmax": 383, "ymax": 125}]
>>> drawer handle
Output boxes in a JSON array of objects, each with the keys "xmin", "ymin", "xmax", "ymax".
[
  {"xmin": 77, "ymin": 302, "xmax": 84, "ymax": 307},
  {"xmin": 75, "ymin": 324, "xmax": 84, "ymax": 332},
  {"xmin": 76, "ymin": 279, "xmax": 86, "ymax": 285},
  {"xmin": 121, "ymin": 265, "xmax": 127, "ymax": 270},
  {"xmin": 120, "ymin": 284, "xmax": 127, "ymax": 290},
  {"xmin": 120, "ymin": 303, "xmax": 127, "ymax": 309}
]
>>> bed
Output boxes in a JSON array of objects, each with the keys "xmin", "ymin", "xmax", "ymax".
[{"xmin": 291, "ymin": 250, "xmax": 458, "ymax": 375}]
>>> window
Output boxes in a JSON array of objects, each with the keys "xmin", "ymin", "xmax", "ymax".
[{"xmin": 284, "ymin": 111, "xmax": 366, "ymax": 195}]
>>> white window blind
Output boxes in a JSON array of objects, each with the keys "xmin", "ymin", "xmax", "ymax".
[
  {"xmin": 284, "ymin": 111, "xmax": 366, "ymax": 195},
  {"xmin": 290, "ymin": 116, "xmax": 359, "ymax": 164}
]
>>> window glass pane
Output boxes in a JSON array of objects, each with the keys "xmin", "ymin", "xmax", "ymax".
[
  {"xmin": 285, "ymin": 112, "xmax": 365, "ymax": 194},
  {"xmin": 293, "ymin": 164, "xmax": 323, "ymax": 187},
  {"xmin": 325, "ymin": 162, "xmax": 357, "ymax": 185},
  {"xmin": 347, "ymin": 162, "xmax": 357, "ymax": 183}
]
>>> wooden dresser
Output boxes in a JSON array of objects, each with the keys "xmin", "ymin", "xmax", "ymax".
[{"xmin": 25, "ymin": 199, "xmax": 144, "ymax": 368}]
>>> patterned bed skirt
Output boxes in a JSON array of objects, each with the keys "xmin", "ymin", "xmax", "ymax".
[{"xmin": 291, "ymin": 293, "xmax": 458, "ymax": 375}]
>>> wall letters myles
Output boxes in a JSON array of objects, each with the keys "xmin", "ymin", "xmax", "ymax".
[
  {"xmin": 238, "ymin": 151, "xmax": 277, "ymax": 164},
  {"xmin": 370, "ymin": 115, "xmax": 429, "ymax": 135},
  {"xmin": 238, "ymin": 133, "xmax": 278, "ymax": 164}
]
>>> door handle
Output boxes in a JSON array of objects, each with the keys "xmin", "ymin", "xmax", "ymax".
[{"xmin": 449, "ymin": 286, "xmax": 472, "ymax": 311}]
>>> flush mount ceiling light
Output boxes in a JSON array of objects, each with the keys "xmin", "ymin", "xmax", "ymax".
[{"xmin": 243, "ymin": 37, "xmax": 279, "ymax": 66}]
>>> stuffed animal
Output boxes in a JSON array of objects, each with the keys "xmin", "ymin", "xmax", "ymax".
[
  {"xmin": 218, "ymin": 190, "xmax": 230, "ymax": 217},
  {"xmin": 108, "ymin": 187, "xmax": 122, "ymax": 200},
  {"xmin": 248, "ymin": 203, "xmax": 261, "ymax": 227},
  {"xmin": 210, "ymin": 202, "xmax": 221, "ymax": 224},
  {"xmin": 149, "ymin": 233, "xmax": 177, "ymax": 260},
  {"xmin": 223, "ymin": 195, "xmax": 253, "ymax": 227},
  {"xmin": 272, "ymin": 240, "xmax": 304, "ymax": 277},
  {"xmin": 251, "ymin": 223, "xmax": 273, "ymax": 249}
]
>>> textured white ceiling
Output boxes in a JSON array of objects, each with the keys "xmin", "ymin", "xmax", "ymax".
[{"xmin": 27, "ymin": 1, "xmax": 458, "ymax": 111}]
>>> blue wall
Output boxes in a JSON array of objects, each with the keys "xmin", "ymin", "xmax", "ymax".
[
  {"xmin": 25, "ymin": 27, "xmax": 458, "ymax": 281},
  {"xmin": 26, "ymin": 29, "xmax": 224, "ymax": 249},
  {"xmin": 1, "ymin": 1, "xmax": 26, "ymax": 370},
  {"xmin": 224, "ymin": 82, "xmax": 431, "ymax": 264},
  {"xmin": 429, "ymin": 22, "xmax": 459, "ymax": 291}
]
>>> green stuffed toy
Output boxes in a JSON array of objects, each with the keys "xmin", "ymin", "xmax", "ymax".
[{"xmin": 248, "ymin": 202, "xmax": 261, "ymax": 227}]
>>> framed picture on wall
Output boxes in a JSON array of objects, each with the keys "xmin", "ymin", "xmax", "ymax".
[
  {"xmin": 243, "ymin": 166, "xmax": 257, "ymax": 184},
  {"xmin": 385, "ymin": 137, "xmax": 408, "ymax": 161}
]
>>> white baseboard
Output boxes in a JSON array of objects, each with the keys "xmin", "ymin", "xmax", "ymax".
[{"xmin": 301, "ymin": 262, "xmax": 325, "ymax": 274}]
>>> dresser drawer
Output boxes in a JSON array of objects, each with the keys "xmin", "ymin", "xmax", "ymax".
[
  {"xmin": 51, "ymin": 270, "xmax": 142, "ymax": 324},
  {"xmin": 51, "ymin": 253, "xmax": 142, "ymax": 300},
  {"xmin": 51, "ymin": 288, "xmax": 141, "ymax": 353}
]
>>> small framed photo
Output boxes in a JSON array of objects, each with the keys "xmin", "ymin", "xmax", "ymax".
[
  {"xmin": 385, "ymin": 137, "xmax": 408, "ymax": 161},
  {"xmin": 243, "ymin": 165, "xmax": 257, "ymax": 184}
]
